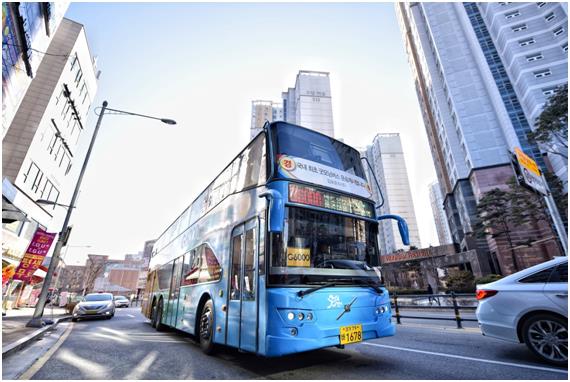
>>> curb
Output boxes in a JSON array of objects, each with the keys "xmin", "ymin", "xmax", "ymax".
[{"xmin": 2, "ymin": 316, "xmax": 72, "ymax": 359}]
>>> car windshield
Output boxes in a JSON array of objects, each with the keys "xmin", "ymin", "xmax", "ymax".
[
  {"xmin": 114, "ymin": 296, "xmax": 127, "ymax": 300},
  {"xmin": 269, "ymin": 207, "xmax": 381, "ymax": 285},
  {"xmin": 84, "ymin": 294, "xmax": 112, "ymax": 302}
]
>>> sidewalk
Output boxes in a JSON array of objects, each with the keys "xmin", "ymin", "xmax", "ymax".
[{"xmin": 2, "ymin": 306, "xmax": 70, "ymax": 354}]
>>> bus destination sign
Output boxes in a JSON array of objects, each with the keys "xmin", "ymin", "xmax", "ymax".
[{"xmin": 289, "ymin": 184, "xmax": 375, "ymax": 218}]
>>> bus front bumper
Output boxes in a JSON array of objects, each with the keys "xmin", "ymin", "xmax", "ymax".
[{"xmin": 264, "ymin": 316, "xmax": 395, "ymax": 357}]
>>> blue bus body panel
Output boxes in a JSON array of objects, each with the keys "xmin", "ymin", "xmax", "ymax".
[{"xmin": 264, "ymin": 287, "xmax": 395, "ymax": 357}]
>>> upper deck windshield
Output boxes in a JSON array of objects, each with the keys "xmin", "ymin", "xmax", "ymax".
[
  {"xmin": 270, "ymin": 122, "xmax": 366, "ymax": 180},
  {"xmin": 269, "ymin": 207, "xmax": 382, "ymax": 286}
]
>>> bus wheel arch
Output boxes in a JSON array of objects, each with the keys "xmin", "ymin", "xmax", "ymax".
[{"xmin": 196, "ymin": 293, "xmax": 216, "ymax": 355}]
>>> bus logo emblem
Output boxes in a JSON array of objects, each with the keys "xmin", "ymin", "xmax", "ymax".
[
  {"xmin": 279, "ymin": 156, "xmax": 296, "ymax": 172},
  {"xmin": 327, "ymin": 295, "xmax": 343, "ymax": 309}
]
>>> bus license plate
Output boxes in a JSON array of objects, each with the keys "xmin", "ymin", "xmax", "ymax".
[{"xmin": 340, "ymin": 324, "xmax": 362, "ymax": 345}]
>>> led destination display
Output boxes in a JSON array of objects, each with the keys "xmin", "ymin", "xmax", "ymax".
[{"xmin": 288, "ymin": 184, "xmax": 374, "ymax": 218}]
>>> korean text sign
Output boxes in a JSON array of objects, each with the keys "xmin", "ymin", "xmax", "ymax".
[{"xmin": 12, "ymin": 229, "xmax": 57, "ymax": 283}]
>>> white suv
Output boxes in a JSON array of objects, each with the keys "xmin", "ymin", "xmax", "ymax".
[{"xmin": 476, "ymin": 257, "xmax": 567, "ymax": 366}]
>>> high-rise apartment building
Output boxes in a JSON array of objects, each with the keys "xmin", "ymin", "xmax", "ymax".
[
  {"xmin": 477, "ymin": 2, "xmax": 568, "ymax": 189},
  {"xmin": 250, "ymin": 100, "xmax": 283, "ymax": 139},
  {"xmin": 361, "ymin": 133, "xmax": 421, "ymax": 254},
  {"xmin": 282, "ymin": 70, "xmax": 335, "ymax": 137},
  {"xmin": 2, "ymin": 2, "xmax": 69, "ymax": 136},
  {"xmin": 396, "ymin": 2, "xmax": 564, "ymax": 275},
  {"xmin": 429, "ymin": 181, "xmax": 453, "ymax": 245},
  {"xmin": 2, "ymin": 18, "xmax": 99, "ymax": 272}
]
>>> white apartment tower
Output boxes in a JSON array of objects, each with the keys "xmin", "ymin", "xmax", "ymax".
[
  {"xmin": 429, "ymin": 181, "xmax": 453, "ymax": 245},
  {"xmin": 396, "ymin": 2, "xmax": 565, "ymax": 275},
  {"xmin": 3, "ymin": 18, "xmax": 99, "ymax": 265},
  {"xmin": 282, "ymin": 70, "xmax": 335, "ymax": 137},
  {"xmin": 478, "ymin": 2, "xmax": 568, "ymax": 189},
  {"xmin": 361, "ymin": 134, "xmax": 421, "ymax": 254},
  {"xmin": 250, "ymin": 100, "xmax": 283, "ymax": 139}
]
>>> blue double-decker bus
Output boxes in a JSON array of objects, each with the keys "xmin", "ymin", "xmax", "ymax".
[{"xmin": 142, "ymin": 121, "xmax": 409, "ymax": 357}]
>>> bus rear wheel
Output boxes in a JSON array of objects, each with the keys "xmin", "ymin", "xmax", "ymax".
[{"xmin": 199, "ymin": 299, "xmax": 216, "ymax": 355}]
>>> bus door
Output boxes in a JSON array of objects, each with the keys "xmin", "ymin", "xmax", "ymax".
[
  {"xmin": 167, "ymin": 257, "xmax": 183, "ymax": 327},
  {"xmin": 226, "ymin": 218, "xmax": 259, "ymax": 352}
]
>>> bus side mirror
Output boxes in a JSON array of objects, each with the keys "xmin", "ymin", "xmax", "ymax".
[
  {"xmin": 377, "ymin": 214, "xmax": 410, "ymax": 246},
  {"xmin": 259, "ymin": 188, "xmax": 283, "ymax": 232}
]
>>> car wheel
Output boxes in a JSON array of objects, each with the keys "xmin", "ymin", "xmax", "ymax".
[
  {"xmin": 522, "ymin": 313, "xmax": 568, "ymax": 366},
  {"xmin": 155, "ymin": 299, "xmax": 165, "ymax": 332},
  {"xmin": 198, "ymin": 299, "xmax": 216, "ymax": 355}
]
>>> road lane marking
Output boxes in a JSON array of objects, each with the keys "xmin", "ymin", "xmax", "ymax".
[
  {"xmin": 362, "ymin": 342, "xmax": 567, "ymax": 375},
  {"xmin": 18, "ymin": 323, "xmax": 74, "ymax": 380},
  {"xmin": 127, "ymin": 314, "xmax": 135, "ymax": 318},
  {"xmin": 124, "ymin": 351, "xmax": 158, "ymax": 379}
]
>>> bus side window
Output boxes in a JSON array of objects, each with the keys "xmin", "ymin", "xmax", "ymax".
[
  {"xmin": 259, "ymin": 216, "xmax": 265, "ymax": 276},
  {"xmin": 243, "ymin": 228, "xmax": 255, "ymax": 300},
  {"xmin": 199, "ymin": 245, "xmax": 222, "ymax": 282},
  {"xmin": 181, "ymin": 250, "xmax": 197, "ymax": 286},
  {"xmin": 230, "ymin": 236, "xmax": 242, "ymax": 300}
]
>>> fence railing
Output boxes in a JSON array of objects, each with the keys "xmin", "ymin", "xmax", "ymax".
[{"xmin": 391, "ymin": 292, "xmax": 478, "ymax": 329}]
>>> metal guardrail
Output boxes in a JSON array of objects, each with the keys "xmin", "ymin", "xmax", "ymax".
[{"xmin": 391, "ymin": 292, "xmax": 478, "ymax": 329}]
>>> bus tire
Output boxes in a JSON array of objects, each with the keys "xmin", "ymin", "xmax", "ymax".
[
  {"xmin": 155, "ymin": 299, "xmax": 166, "ymax": 332},
  {"xmin": 198, "ymin": 299, "xmax": 216, "ymax": 355}
]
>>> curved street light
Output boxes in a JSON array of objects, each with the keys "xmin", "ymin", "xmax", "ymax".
[{"xmin": 27, "ymin": 101, "xmax": 176, "ymax": 327}]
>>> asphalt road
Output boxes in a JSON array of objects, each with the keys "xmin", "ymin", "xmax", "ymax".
[{"xmin": 13, "ymin": 307, "xmax": 568, "ymax": 380}]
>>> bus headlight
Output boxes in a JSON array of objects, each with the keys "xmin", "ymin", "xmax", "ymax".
[
  {"xmin": 290, "ymin": 328, "xmax": 298, "ymax": 336},
  {"xmin": 297, "ymin": 312, "xmax": 304, "ymax": 321},
  {"xmin": 287, "ymin": 312, "xmax": 295, "ymax": 321},
  {"xmin": 306, "ymin": 312, "xmax": 313, "ymax": 320}
]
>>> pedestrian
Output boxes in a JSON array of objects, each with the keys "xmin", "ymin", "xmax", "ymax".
[{"xmin": 427, "ymin": 284, "xmax": 434, "ymax": 305}]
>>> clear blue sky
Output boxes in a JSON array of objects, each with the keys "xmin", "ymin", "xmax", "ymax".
[{"xmin": 63, "ymin": 2, "xmax": 438, "ymax": 264}]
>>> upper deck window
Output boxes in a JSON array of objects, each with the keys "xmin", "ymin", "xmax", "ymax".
[{"xmin": 270, "ymin": 122, "xmax": 366, "ymax": 179}]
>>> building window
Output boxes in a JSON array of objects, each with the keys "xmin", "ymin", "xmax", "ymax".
[
  {"xmin": 511, "ymin": 24, "xmax": 527, "ymax": 32},
  {"xmin": 563, "ymin": 43, "xmax": 568, "ymax": 53},
  {"xmin": 70, "ymin": 53, "xmax": 79, "ymax": 72},
  {"xmin": 23, "ymin": 162, "xmax": 40, "ymax": 184},
  {"xmin": 498, "ymin": 2, "xmax": 511, "ymax": 5},
  {"xmin": 553, "ymin": 26, "xmax": 564, "ymax": 36},
  {"xmin": 519, "ymin": 38, "xmax": 535, "ymax": 47},
  {"xmin": 545, "ymin": 12, "xmax": 555, "ymax": 22},
  {"xmin": 505, "ymin": 10, "xmax": 520, "ymax": 19},
  {"xmin": 542, "ymin": 87, "xmax": 558, "ymax": 96},
  {"xmin": 534, "ymin": 69, "xmax": 552, "ymax": 78},
  {"xmin": 526, "ymin": 53, "xmax": 544, "ymax": 62},
  {"xmin": 536, "ymin": 2, "xmax": 546, "ymax": 7}
]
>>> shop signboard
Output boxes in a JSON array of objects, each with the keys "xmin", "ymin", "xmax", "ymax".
[{"xmin": 12, "ymin": 229, "xmax": 56, "ymax": 283}]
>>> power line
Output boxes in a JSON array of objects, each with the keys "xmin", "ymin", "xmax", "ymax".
[{"xmin": 2, "ymin": 42, "xmax": 70, "ymax": 58}]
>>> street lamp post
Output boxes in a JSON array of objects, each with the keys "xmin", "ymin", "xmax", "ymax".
[{"xmin": 26, "ymin": 101, "xmax": 175, "ymax": 327}]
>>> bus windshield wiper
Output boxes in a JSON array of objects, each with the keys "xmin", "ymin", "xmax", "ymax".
[{"xmin": 297, "ymin": 282, "xmax": 338, "ymax": 298}]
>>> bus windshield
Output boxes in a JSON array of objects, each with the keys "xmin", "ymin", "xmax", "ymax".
[
  {"xmin": 269, "ymin": 207, "xmax": 381, "ymax": 285},
  {"xmin": 270, "ymin": 122, "xmax": 366, "ymax": 179}
]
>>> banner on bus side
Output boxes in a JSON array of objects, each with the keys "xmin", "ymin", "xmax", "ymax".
[{"xmin": 286, "ymin": 247, "xmax": 311, "ymax": 267}]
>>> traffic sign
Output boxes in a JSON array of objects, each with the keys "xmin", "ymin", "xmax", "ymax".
[{"xmin": 514, "ymin": 147, "xmax": 547, "ymax": 195}]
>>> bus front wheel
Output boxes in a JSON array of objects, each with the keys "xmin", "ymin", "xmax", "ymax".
[{"xmin": 199, "ymin": 299, "xmax": 216, "ymax": 355}]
